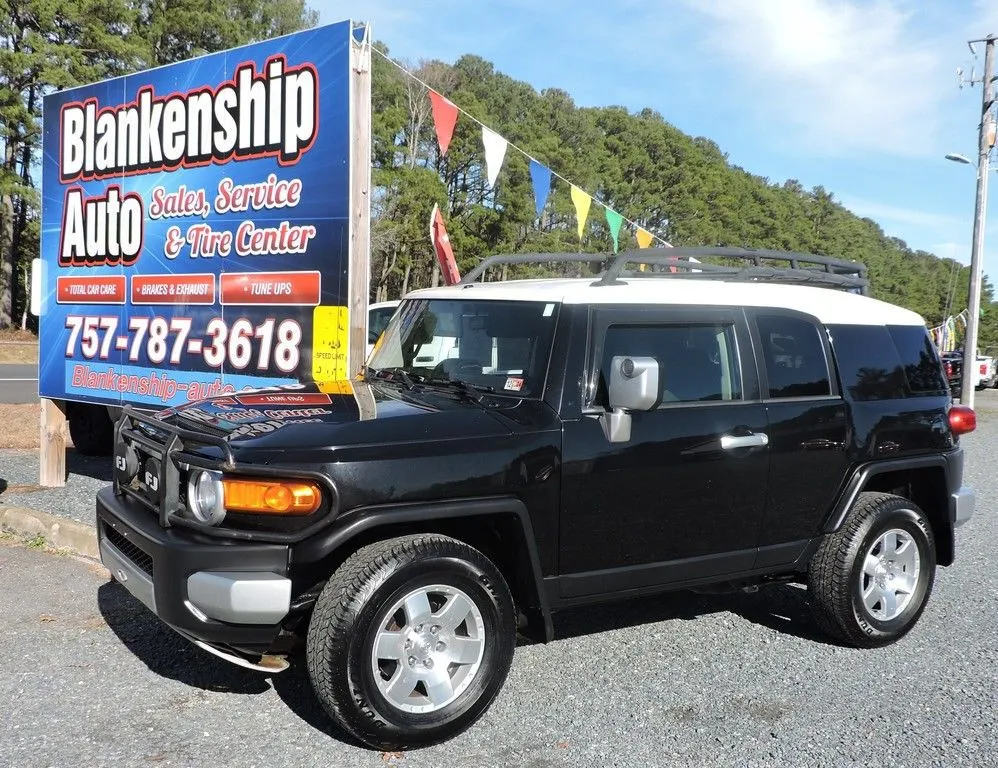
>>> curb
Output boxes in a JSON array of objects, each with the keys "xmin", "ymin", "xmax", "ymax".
[{"xmin": 0, "ymin": 506, "xmax": 99, "ymax": 560}]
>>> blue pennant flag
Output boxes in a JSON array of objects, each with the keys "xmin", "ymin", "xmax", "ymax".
[{"xmin": 529, "ymin": 159, "xmax": 552, "ymax": 218}]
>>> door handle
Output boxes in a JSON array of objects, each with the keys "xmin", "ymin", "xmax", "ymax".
[{"xmin": 720, "ymin": 432, "xmax": 769, "ymax": 450}]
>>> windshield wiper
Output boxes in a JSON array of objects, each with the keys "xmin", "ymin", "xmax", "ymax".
[
  {"xmin": 421, "ymin": 376, "xmax": 496, "ymax": 403},
  {"xmin": 365, "ymin": 366, "xmax": 420, "ymax": 390}
]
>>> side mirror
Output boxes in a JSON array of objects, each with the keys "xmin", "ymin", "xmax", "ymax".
[
  {"xmin": 601, "ymin": 356, "xmax": 660, "ymax": 443},
  {"xmin": 608, "ymin": 356, "xmax": 659, "ymax": 411}
]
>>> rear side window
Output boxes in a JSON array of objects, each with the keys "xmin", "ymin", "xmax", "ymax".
[
  {"xmin": 828, "ymin": 325, "xmax": 906, "ymax": 400},
  {"xmin": 755, "ymin": 314, "xmax": 832, "ymax": 398},
  {"xmin": 888, "ymin": 325, "xmax": 949, "ymax": 395},
  {"xmin": 828, "ymin": 324, "xmax": 947, "ymax": 400}
]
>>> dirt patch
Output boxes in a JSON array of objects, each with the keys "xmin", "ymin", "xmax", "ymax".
[
  {"xmin": 0, "ymin": 329, "xmax": 36, "ymax": 343},
  {"xmin": 0, "ymin": 328, "xmax": 37, "ymax": 363},
  {"xmin": 0, "ymin": 403, "xmax": 40, "ymax": 449}
]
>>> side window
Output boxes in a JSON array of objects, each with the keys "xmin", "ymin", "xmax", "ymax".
[
  {"xmin": 887, "ymin": 325, "xmax": 949, "ymax": 395},
  {"xmin": 756, "ymin": 314, "xmax": 831, "ymax": 398},
  {"xmin": 597, "ymin": 323, "xmax": 742, "ymax": 405},
  {"xmin": 827, "ymin": 325, "xmax": 906, "ymax": 400}
]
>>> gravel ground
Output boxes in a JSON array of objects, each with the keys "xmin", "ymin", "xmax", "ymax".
[
  {"xmin": 1, "ymin": 393, "xmax": 998, "ymax": 767},
  {"xmin": 0, "ymin": 448, "xmax": 108, "ymax": 527}
]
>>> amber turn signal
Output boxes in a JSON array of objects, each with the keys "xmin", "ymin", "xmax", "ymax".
[{"xmin": 222, "ymin": 477, "xmax": 322, "ymax": 515}]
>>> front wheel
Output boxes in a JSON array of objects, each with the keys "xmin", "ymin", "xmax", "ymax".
[
  {"xmin": 306, "ymin": 534, "xmax": 516, "ymax": 750},
  {"xmin": 808, "ymin": 492, "xmax": 936, "ymax": 648}
]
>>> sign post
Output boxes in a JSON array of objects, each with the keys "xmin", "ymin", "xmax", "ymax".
[{"xmin": 348, "ymin": 23, "xmax": 372, "ymax": 379}]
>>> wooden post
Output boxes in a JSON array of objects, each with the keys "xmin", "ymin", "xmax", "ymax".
[
  {"xmin": 39, "ymin": 398, "xmax": 67, "ymax": 487},
  {"xmin": 348, "ymin": 23, "xmax": 373, "ymax": 379}
]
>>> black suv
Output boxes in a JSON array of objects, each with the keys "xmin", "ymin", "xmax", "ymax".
[{"xmin": 96, "ymin": 248, "xmax": 977, "ymax": 750}]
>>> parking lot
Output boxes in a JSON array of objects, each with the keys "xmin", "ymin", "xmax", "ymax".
[{"xmin": 2, "ymin": 394, "xmax": 998, "ymax": 767}]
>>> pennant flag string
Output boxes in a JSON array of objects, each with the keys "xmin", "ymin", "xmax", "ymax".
[
  {"xmin": 481, "ymin": 127, "xmax": 508, "ymax": 188},
  {"xmin": 428, "ymin": 91, "xmax": 459, "ymax": 156},
  {"xmin": 570, "ymin": 185, "xmax": 592, "ymax": 241},
  {"xmin": 604, "ymin": 209, "xmax": 624, "ymax": 253},
  {"xmin": 529, "ymin": 159, "xmax": 551, "ymax": 218},
  {"xmin": 373, "ymin": 47, "xmax": 672, "ymax": 248}
]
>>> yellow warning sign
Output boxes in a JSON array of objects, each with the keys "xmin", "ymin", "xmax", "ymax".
[
  {"xmin": 317, "ymin": 380, "xmax": 355, "ymax": 395},
  {"xmin": 311, "ymin": 305, "xmax": 349, "ymax": 382}
]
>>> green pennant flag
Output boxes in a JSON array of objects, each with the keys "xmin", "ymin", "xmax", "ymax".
[{"xmin": 604, "ymin": 208, "xmax": 624, "ymax": 252}]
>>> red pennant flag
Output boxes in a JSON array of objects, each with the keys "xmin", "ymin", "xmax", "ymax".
[
  {"xmin": 430, "ymin": 204, "xmax": 461, "ymax": 285},
  {"xmin": 428, "ymin": 90, "xmax": 459, "ymax": 156}
]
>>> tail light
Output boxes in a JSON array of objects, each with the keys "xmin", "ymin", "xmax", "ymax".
[
  {"xmin": 949, "ymin": 405, "xmax": 977, "ymax": 436},
  {"xmin": 981, "ymin": 363, "xmax": 988, "ymax": 376},
  {"xmin": 944, "ymin": 361, "xmax": 953, "ymax": 377}
]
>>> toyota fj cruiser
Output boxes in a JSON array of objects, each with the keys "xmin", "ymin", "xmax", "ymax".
[{"xmin": 96, "ymin": 248, "xmax": 976, "ymax": 750}]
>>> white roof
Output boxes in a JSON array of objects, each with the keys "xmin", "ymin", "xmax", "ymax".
[{"xmin": 404, "ymin": 277, "xmax": 925, "ymax": 327}]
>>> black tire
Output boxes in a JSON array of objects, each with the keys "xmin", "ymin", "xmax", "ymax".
[
  {"xmin": 68, "ymin": 403, "xmax": 114, "ymax": 456},
  {"xmin": 808, "ymin": 492, "xmax": 936, "ymax": 648},
  {"xmin": 306, "ymin": 534, "xmax": 516, "ymax": 750}
]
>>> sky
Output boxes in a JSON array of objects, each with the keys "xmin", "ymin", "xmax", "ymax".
[{"xmin": 316, "ymin": 0, "xmax": 998, "ymax": 292}]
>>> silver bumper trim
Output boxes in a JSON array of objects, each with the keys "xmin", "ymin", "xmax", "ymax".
[
  {"xmin": 951, "ymin": 486, "xmax": 976, "ymax": 528},
  {"xmin": 99, "ymin": 538, "xmax": 156, "ymax": 613},
  {"xmin": 186, "ymin": 571, "xmax": 291, "ymax": 625}
]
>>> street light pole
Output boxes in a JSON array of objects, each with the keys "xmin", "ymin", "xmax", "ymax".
[{"xmin": 960, "ymin": 34, "xmax": 996, "ymax": 409}]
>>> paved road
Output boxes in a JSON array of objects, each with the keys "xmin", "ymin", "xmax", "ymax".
[
  {"xmin": 0, "ymin": 363, "xmax": 37, "ymax": 404},
  {"xmin": 3, "ymin": 403, "xmax": 998, "ymax": 767}
]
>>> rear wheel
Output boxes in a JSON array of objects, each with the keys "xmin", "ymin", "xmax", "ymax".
[
  {"xmin": 306, "ymin": 534, "xmax": 516, "ymax": 750},
  {"xmin": 808, "ymin": 492, "xmax": 935, "ymax": 648}
]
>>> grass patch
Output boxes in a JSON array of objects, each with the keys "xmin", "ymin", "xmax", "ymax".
[{"xmin": 25, "ymin": 534, "xmax": 46, "ymax": 549}]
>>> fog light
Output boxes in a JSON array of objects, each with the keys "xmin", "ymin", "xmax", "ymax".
[{"xmin": 187, "ymin": 470, "xmax": 225, "ymax": 526}]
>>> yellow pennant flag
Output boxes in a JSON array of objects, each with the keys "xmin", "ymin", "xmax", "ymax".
[
  {"xmin": 636, "ymin": 228, "xmax": 654, "ymax": 248},
  {"xmin": 570, "ymin": 185, "xmax": 592, "ymax": 241}
]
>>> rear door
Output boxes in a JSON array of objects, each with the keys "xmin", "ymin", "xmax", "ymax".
[
  {"xmin": 558, "ymin": 306, "xmax": 771, "ymax": 599},
  {"xmin": 747, "ymin": 310, "xmax": 849, "ymax": 567}
]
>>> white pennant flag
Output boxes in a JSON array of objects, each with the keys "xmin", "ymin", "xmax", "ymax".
[{"xmin": 482, "ymin": 126, "xmax": 508, "ymax": 188}]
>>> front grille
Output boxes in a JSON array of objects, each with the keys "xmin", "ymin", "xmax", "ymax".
[{"xmin": 103, "ymin": 523, "xmax": 154, "ymax": 578}]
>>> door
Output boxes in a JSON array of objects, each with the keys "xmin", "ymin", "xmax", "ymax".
[
  {"xmin": 748, "ymin": 310, "xmax": 849, "ymax": 567},
  {"xmin": 558, "ymin": 307, "xmax": 770, "ymax": 599}
]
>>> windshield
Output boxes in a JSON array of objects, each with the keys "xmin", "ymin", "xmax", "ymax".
[{"xmin": 367, "ymin": 298, "xmax": 559, "ymax": 397}]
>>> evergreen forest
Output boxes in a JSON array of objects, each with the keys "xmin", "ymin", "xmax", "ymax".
[{"xmin": 2, "ymin": 4, "xmax": 994, "ymax": 347}]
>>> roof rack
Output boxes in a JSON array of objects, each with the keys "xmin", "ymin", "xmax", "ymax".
[
  {"xmin": 460, "ymin": 247, "xmax": 869, "ymax": 295},
  {"xmin": 459, "ymin": 253, "xmax": 613, "ymax": 284}
]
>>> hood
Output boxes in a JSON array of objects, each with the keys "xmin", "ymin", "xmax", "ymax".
[{"xmin": 154, "ymin": 380, "xmax": 523, "ymax": 450}]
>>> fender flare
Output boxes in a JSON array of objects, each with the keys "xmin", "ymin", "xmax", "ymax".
[
  {"xmin": 823, "ymin": 455, "xmax": 951, "ymax": 534},
  {"xmin": 293, "ymin": 496, "xmax": 554, "ymax": 642}
]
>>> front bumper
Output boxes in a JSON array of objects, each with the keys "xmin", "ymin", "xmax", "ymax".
[{"xmin": 96, "ymin": 486, "xmax": 292, "ymax": 658}]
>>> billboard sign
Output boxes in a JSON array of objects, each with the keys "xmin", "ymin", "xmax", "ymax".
[{"xmin": 39, "ymin": 21, "xmax": 358, "ymax": 409}]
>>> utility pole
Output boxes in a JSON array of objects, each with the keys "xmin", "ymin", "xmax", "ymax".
[{"xmin": 960, "ymin": 34, "xmax": 996, "ymax": 409}]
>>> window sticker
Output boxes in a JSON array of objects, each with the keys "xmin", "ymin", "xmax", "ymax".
[{"xmin": 504, "ymin": 376, "xmax": 524, "ymax": 392}]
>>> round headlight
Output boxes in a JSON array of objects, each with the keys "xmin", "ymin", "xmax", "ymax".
[{"xmin": 187, "ymin": 470, "xmax": 225, "ymax": 526}]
